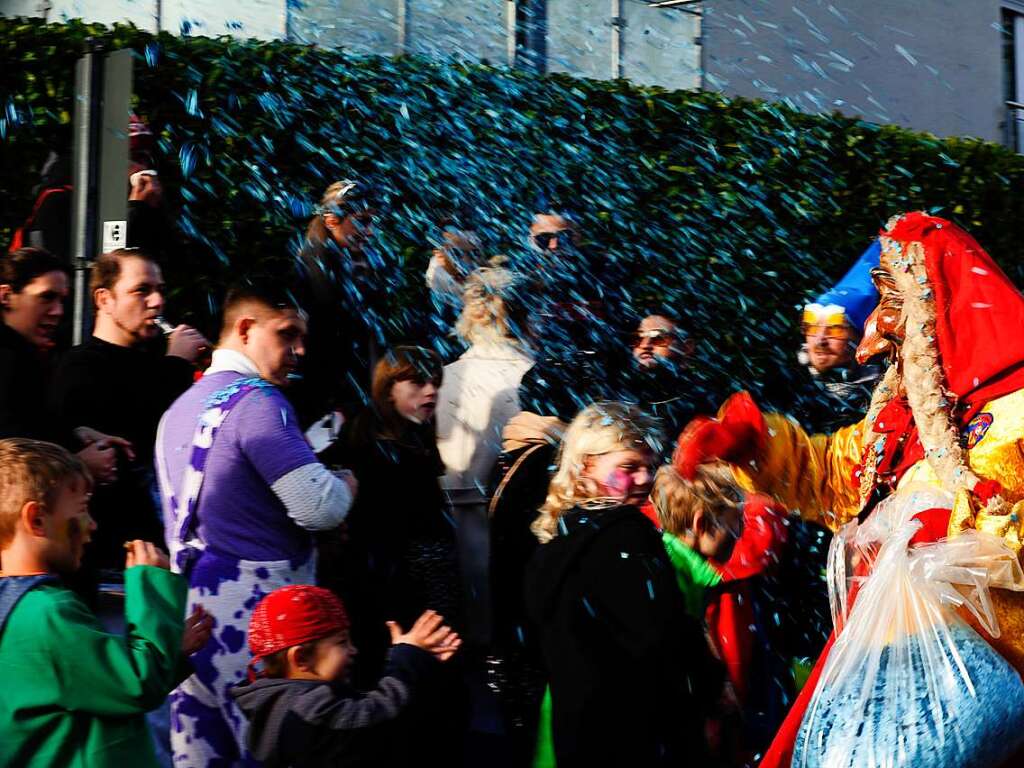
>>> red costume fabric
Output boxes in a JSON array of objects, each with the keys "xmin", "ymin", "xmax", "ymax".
[
  {"xmin": 674, "ymin": 391, "xmax": 767, "ymax": 481},
  {"xmin": 761, "ymin": 213, "xmax": 1024, "ymax": 766},
  {"xmin": 707, "ymin": 495, "xmax": 788, "ymax": 703},
  {"xmin": 890, "ymin": 213, "xmax": 1024, "ymax": 420}
]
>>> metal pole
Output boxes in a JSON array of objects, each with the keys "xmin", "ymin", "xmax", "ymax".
[
  {"xmin": 70, "ymin": 51, "xmax": 101, "ymax": 346},
  {"xmin": 610, "ymin": 0, "xmax": 624, "ymax": 79},
  {"xmin": 506, "ymin": 0, "xmax": 517, "ymax": 68},
  {"xmin": 397, "ymin": 0, "xmax": 408, "ymax": 54}
]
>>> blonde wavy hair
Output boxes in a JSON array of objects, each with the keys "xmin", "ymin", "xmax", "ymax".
[
  {"xmin": 455, "ymin": 266, "xmax": 529, "ymax": 346},
  {"xmin": 651, "ymin": 462, "xmax": 742, "ymax": 537},
  {"xmin": 531, "ymin": 402, "xmax": 659, "ymax": 543}
]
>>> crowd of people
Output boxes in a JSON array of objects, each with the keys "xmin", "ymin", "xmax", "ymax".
[{"xmin": 5, "ymin": 153, "xmax": 1024, "ymax": 768}]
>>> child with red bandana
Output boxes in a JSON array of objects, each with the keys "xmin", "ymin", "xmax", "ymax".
[{"xmin": 231, "ymin": 585, "xmax": 461, "ymax": 768}]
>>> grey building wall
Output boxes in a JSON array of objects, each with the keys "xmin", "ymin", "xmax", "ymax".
[
  {"xmin": 621, "ymin": 3, "xmax": 700, "ymax": 89},
  {"xmin": 289, "ymin": 0, "xmax": 399, "ymax": 56},
  {"xmin": 703, "ymin": 0, "xmax": 1007, "ymax": 142},
  {"xmin": 406, "ymin": 0, "xmax": 508, "ymax": 64},
  {"xmin": 546, "ymin": 0, "xmax": 614, "ymax": 80},
  {"xmin": 546, "ymin": 0, "xmax": 700, "ymax": 89}
]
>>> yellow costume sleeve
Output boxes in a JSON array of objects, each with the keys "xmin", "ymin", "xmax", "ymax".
[{"xmin": 733, "ymin": 413, "xmax": 865, "ymax": 531}]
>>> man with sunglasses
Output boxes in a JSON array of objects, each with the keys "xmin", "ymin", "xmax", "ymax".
[
  {"xmin": 528, "ymin": 212, "xmax": 579, "ymax": 255},
  {"xmin": 623, "ymin": 313, "xmax": 712, "ymax": 458},
  {"xmin": 791, "ymin": 242, "xmax": 883, "ymax": 432},
  {"xmin": 632, "ymin": 314, "xmax": 692, "ymax": 369}
]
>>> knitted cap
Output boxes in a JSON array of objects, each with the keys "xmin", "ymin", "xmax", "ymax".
[{"xmin": 248, "ymin": 586, "xmax": 350, "ymax": 668}]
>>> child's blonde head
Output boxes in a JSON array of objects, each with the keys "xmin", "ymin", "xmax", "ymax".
[
  {"xmin": 0, "ymin": 438, "xmax": 92, "ymax": 549},
  {"xmin": 531, "ymin": 402, "xmax": 659, "ymax": 543},
  {"xmin": 651, "ymin": 462, "xmax": 742, "ymax": 537}
]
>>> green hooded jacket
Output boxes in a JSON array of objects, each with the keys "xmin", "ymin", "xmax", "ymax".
[
  {"xmin": 661, "ymin": 531, "xmax": 722, "ymax": 618},
  {"xmin": 0, "ymin": 565, "xmax": 187, "ymax": 767}
]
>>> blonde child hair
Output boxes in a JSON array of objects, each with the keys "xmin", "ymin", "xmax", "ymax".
[
  {"xmin": 651, "ymin": 462, "xmax": 742, "ymax": 537},
  {"xmin": 531, "ymin": 402, "xmax": 658, "ymax": 544}
]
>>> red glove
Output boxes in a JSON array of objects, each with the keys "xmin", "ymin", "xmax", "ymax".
[
  {"xmin": 673, "ymin": 392, "xmax": 767, "ymax": 480},
  {"xmin": 973, "ymin": 479, "xmax": 1003, "ymax": 506},
  {"xmin": 909, "ymin": 507, "xmax": 952, "ymax": 547}
]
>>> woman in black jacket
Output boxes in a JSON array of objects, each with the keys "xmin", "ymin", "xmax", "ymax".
[
  {"xmin": 525, "ymin": 402, "xmax": 724, "ymax": 768},
  {"xmin": 317, "ymin": 345, "xmax": 465, "ymax": 762},
  {"xmin": 318, "ymin": 346, "xmax": 458, "ymax": 676},
  {"xmin": 290, "ymin": 180, "xmax": 380, "ymax": 428}
]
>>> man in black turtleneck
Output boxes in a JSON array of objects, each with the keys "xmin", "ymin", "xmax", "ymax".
[{"xmin": 48, "ymin": 249, "xmax": 207, "ymax": 591}]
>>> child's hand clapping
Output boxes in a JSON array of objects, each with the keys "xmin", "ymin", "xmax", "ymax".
[{"xmin": 386, "ymin": 610, "xmax": 462, "ymax": 662}]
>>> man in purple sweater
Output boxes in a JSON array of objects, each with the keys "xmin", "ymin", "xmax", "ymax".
[{"xmin": 156, "ymin": 281, "xmax": 357, "ymax": 766}]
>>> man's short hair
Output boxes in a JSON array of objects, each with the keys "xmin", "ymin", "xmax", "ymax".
[
  {"xmin": 0, "ymin": 248, "xmax": 70, "ymax": 293},
  {"xmin": 220, "ymin": 279, "xmax": 303, "ymax": 336},
  {"xmin": 89, "ymin": 248, "xmax": 157, "ymax": 302},
  {"xmin": 0, "ymin": 438, "xmax": 92, "ymax": 548}
]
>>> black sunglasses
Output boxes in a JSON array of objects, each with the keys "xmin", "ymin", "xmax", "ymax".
[{"xmin": 533, "ymin": 231, "xmax": 567, "ymax": 250}]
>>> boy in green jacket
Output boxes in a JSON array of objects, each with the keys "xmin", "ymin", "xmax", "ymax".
[
  {"xmin": 650, "ymin": 463, "xmax": 743, "ymax": 618},
  {"xmin": 0, "ymin": 438, "xmax": 211, "ymax": 767}
]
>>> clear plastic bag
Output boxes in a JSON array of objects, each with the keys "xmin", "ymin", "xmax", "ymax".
[{"xmin": 794, "ymin": 485, "xmax": 1024, "ymax": 768}]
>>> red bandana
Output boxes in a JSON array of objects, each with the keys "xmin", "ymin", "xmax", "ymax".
[{"xmin": 248, "ymin": 585, "xmax": 350, "ymax": 677}]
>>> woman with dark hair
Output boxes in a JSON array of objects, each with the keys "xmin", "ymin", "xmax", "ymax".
[
  {"xmin": 319, "ymin": 345, "xmax": 460, "ymax": 681},
  {"xmin": 318, "ymin": 346, "xmax": 466, "ymax": 760},
  {"xmin": 0, "ymin": 247, "xmax": 122, "ymax": 485}
]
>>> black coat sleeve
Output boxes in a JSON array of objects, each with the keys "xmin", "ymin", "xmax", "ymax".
[
  {"xmin": 582, "ymin": 518, "xmax": 725, "ymax": 706},
  {"xmin": 268, "ymin": 644, "xmax": 437, "ymax": 764}
]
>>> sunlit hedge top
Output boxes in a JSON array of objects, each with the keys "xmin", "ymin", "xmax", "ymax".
[{"xmin": 3, "ymin": 17, "xmax": 1023, "ymax": 405}]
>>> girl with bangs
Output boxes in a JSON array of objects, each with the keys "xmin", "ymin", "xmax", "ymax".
[
  {"xmin": 525, "ymin": 402, "xmax": 724, "ymax": 768},
  {"xmin": 318, "ymin": 346, "xmax": 460, "ymax": 687}
]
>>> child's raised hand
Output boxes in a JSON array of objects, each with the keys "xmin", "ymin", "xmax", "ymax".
[
  {"xmin": 182, "ymin": 605, "xmax": 214, "ymax": 655},
  {"xmin": 124, "ymin": 540, "xmax": 170, "ymax": 570},
  {"xmin": 386, "ymin": 610, "xmax": 462, "ymax": 662}
]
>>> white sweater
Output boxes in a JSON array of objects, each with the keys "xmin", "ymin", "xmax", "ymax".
[{"xmin": 436, "ymin": 342, "xmax": 534, "ymax": 506}]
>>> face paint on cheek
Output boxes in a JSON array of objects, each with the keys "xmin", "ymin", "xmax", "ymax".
[{"xmin": 604, "ymin": 468, "xmax": 633, "ymax": 497}]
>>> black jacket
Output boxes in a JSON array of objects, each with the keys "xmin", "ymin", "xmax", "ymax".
[
  {"xmin": 490, "ymin": 440, "xmax": 556, "ymax": 656},
  {"xmin": 0, "ymin": 322, "xmax": 59, "ymax": 441},
  {"xmin": 231, "ymin": 644, "xmax": 436, "ymax": 768},
  {"xmin": 289, "ymin": 238, "xmax": 380, "ymax": 427},
  {"xmin": 317, "ymin": 409, "xmax": 455, "ymax": 686},
  {"xmin": 525, "ymin": 504, "xmax": 723, "ymax": 768},
  {"xmin": 48, "ymin": 336, "xmax": 194, "ymax": 570}
]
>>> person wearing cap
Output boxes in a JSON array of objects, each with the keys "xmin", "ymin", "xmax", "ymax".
[
  {"xmin": 292, "ymin": 179, "xmax": 381, "ymax": 429},
  {"xmin": 792, "ymin": 241, "xmax": 884, "ymax": 432},
  {"xmin": 231, "ymin": 585, "xmax": 460, "ymax": 768}
]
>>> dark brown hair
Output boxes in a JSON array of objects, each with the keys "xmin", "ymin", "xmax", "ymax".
[
  {"xmin": 258, "ymin": 641, "xmax": 317, "ymax": 679},
  {"xmin": 88, "ymin": 248, "xmax": 156, "ymax": 300},
  {"xmin": 371, "ymin": 346, "xmax": 443, "ymax": 437},
  {"xmin": 0, "ymin": 247, "xmax": 69, "ymax": 293}
]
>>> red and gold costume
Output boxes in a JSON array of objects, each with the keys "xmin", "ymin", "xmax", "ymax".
[{"xmin": 680, "ymin": 212, "xmax": 1024, "ymax": 767}]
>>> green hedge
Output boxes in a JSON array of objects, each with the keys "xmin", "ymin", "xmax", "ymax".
[{"xmin": 3, "ymin": 18, "xmax": 1024, "ymax": 404}]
